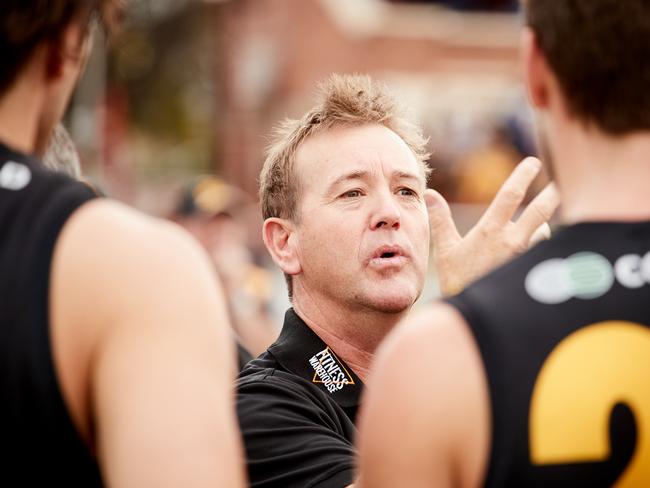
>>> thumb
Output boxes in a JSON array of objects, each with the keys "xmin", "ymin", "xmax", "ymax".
[{"xmin": 425, "ymin": 189, "xmax": 460, "ymax": 250}]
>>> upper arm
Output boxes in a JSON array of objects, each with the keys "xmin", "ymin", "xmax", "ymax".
[
  {"xmin": 237, "ymin": 375, "xmax": 356, "ymax": 488},
  {"xmin": 356, "ymin": 302, "xmax": 490, "ymax": 488},
  {"xmin": 54, "ymin": 200, "xmax": 245, "ymax": 487}
]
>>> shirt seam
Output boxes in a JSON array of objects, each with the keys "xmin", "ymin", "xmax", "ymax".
[{"xmin": 305, "ymin": 465, "xmax": 355, "ymax": 488}]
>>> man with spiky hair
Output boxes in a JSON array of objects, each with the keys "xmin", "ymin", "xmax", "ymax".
[
  {"xmin": 359, "ymin": 1, "xmax": 650, "ymax": 486},
  {"xmin": 0, "ymin": 2, "xmax": 245, "ymax": 485},
  {"xmin": 237, "ymin": 73, "xmax": 558, "ymax": 488}
]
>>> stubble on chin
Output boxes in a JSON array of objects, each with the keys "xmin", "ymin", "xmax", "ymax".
[{"xmin": 353, "ymin": 281, "xmax": 419, "ymax": 315}]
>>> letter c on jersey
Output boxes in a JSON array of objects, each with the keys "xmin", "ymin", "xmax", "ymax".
[{"xmin": 529, "ymin": 321, "xmax": 650, "ymax": 487}]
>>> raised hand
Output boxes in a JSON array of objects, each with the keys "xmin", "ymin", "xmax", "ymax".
[{"xmin": 426, "ymin": 157, "xmax": 560, "ymax": 296}]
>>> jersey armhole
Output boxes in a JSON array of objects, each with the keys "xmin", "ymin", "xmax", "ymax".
[
  {"xmin": 445, "ymin": 292, "xmax": 510, "ymax": 488},
  {"xmin": 34, "ymin": 183, "xmax": 97, "ymax": 451}
]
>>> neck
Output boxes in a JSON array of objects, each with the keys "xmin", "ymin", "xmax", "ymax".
[
  {"xmin": 292, "ymin": 287, "xmax": 409, "ymax": 382},
  {"xmin": 547, "ymin": 118, "xmax": 650, "ymax": 223},
  {"xmin": 0, "ymin": 66, "xmax": 46, "ymax": 156}
]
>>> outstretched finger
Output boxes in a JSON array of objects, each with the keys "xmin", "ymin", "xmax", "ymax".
[
  {"xmin": 516, "ymin": 182, "xmax": 560, "ymax": 239},
  {"xmin": 528, "ymin": 222, "xmax": 552, "ymax": 247},
  {"xmin": 425, "ymin": 188, "xmax": 461, "ymax": 251},
  {"xmin": 478, "ymin": 157, "xmax": 543, "ymax": 228}
]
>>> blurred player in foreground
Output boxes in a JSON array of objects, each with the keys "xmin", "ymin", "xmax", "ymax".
[
  {"xmin": 358, "ymin": 0, "xmax": 650, "ymax": 486},
  {"xmin": 0, "ymin": 1, "xmax": 245, "ymax": 485}
]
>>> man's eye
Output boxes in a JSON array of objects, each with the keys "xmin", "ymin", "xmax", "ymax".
[
  {"xmin": 398, "ymin": 187, "xmax": 417, "ymax": 197},
  {"xmin": 341, "ymin": 189, "xmax": 363, "ymax": 198}
]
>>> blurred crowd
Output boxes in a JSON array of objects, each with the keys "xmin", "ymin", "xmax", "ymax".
[{"xmin": 67, "ymin": 0, "xmax": 542, "ymax": 351}]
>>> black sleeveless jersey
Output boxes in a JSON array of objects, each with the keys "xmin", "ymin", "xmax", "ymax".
[
  {"xmin": 0, "ymin": 142, "xmax": 103, "ymax": 485},
  {"xmin": 447, "ymin": 221, "xmax": 650, "ymax": 487}
]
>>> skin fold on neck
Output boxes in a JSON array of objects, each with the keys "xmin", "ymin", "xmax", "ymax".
[
  {"xmin": 292, "ymin": 283, "xmax": 411, "ymax": 382},
  {"xmin": 546, "ymin": 117, "xmax": 650, "ymax": 224}
]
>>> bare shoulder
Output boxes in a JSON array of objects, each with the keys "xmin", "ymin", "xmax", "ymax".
[
  {"xmin": 380, "ymin": 302, "xmax": 470, "ymax": 364},
  {"xmin": 365, "ymin": 302, "xmax": 480, "ymax": 428},
  {"xmin": 51, "ymin": 200, "xmax": 244, "ymax": 486},
  {"xmin": 52, "ymin": 198, "xmax": 229, "ymax": 339},
  {"xmin": 59, "ymin": 198, "xmax": 213, "ymax": 271},
  {"xmin": 358, "ymin": 302, "xmax": 489, "ymax": 488},
  {"xmin": 61, "ymin": 198, "xmax": 218, "ymax": 287}
]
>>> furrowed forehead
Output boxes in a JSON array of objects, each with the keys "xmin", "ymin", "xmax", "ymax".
[{"xmin": 325, "ymin": 169, "xmax": 424, "ymax": 192}]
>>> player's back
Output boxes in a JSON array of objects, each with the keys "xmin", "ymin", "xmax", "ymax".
[
  {"xmin": 448, "ymin": 221, "xmax": 650, "ymax": 487},
  {"xmin": 0, "ymin": 142, "xmax": 102, "ymax": 484}
]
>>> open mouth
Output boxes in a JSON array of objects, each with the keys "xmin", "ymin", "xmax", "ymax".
[
  {"xmin": 368, "ymin": 246, "xmax": 407, "ymax": 268},
  {"xmin": 374, "ymin": 245, "xmax": 404, "ymax": 259}
]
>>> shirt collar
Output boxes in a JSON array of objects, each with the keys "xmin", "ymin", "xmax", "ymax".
[
  {"xmin": 0, "ymin": 140, "xmax": 38, "ymax": 166},
  {"xmin": 268, "ymin": 308, "xmax": 363, "ymax": 408}
]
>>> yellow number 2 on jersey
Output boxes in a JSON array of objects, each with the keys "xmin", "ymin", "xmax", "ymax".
[{"xmin": 529, "ymin": 321, "xmax": 650, "ymax": 487}]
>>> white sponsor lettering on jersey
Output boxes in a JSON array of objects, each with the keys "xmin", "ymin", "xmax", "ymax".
[{"xmin": 526, "ymin": 251, "xmax": 650, "ymax": 304}]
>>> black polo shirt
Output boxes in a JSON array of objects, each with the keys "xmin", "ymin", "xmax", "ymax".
[{"xmin": 236, "ymin": 308, "xmax": 363, "ymax": 488}]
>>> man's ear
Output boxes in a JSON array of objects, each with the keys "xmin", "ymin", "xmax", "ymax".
[
  {"xmin": 262, "ymin": 218, "xmax": 301, "ymax": 276},
  {"xmin": 521, "ymin": 27, "xmax": 550, "ymax": 110},
  {"xmin": 45, "ymin": 19, "xmax": 88, "ymax": 80},
  {"xmin": 45, "ymin": 36, "xmax": 66, "ymax": 80}
]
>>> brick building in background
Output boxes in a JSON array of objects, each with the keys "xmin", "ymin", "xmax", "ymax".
[
  {"xmin": 214, "ymin": 0, "xmax": 523, "ymax": 198},
  {"xmin": 72, "ymin": 0, "xmax": 528, "ymax": 217}
]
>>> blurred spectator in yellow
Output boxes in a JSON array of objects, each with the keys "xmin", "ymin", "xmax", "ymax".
[
  {"xmin": 172, "ymin": 176, "xmax": 279, "ymax": 367},
  {"xmin": 453, "ymin": 126, "xmax": 521, "ymax": 204}
]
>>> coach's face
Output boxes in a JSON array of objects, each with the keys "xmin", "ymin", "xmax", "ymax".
[{"xmin": 291, "ymin": 123, "xmax": 430, "ymax": 314}]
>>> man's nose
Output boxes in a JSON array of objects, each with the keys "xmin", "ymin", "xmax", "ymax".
[{"xmin": 370, "ymin": 192, "xmax": 401, "ymax": 230}]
